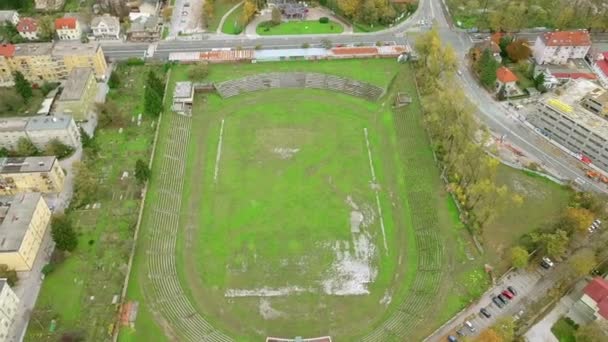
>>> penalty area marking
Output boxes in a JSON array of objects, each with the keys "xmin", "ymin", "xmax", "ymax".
[
  {"xmin": 213, "ymin": 119, "xmax": 225, "ymax": 183},
  {"xmin": 363, "ymin": 128, "xmax": 388, "ymax": 254}
]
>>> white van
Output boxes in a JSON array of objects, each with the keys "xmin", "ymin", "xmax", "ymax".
[{"xmin": 464, "ymin": 320, "xmax": 476, "ymax": 332}]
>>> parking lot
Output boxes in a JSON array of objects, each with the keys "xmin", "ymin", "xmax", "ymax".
[{"xmin": 169, "ymin": 0, "xmax": 204, "ymax": 37}]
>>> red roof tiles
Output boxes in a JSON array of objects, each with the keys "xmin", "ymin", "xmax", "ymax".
[
  {"xmin": 584, "ymin": 277, "xmax": 608, "ymax": 319},
  {"xmin": 541, "ymin": 30, "xmax": 591, "ymax": 47},
  {"xmin": 0, "ymin": 44, "xmax": 15, "ymax": 57},
  {"xmin": 55, "ymin": 17, "xmax": 77, "ymax": 30},
  {"xmin": 17, "ymin": 17, "xmax": 38, "ymax": 33},
  {"xmin": 331, "ymin": 47, "xmax": 378, "ymax": 55},
  {"xmin": 496, "ymin": 66, "xmax": 518, "ymax": 83},
  {"xmin": 597, "ymin": 52, "xmax": 608, "ymax": 78},
  {"xmin": 552, "ymin": 72, "xmax": 596, "ymax": 80}
]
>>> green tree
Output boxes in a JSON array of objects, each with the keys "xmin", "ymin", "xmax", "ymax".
[
  {"xmin": 493, "ymin": 317, "xmax": 515, "ymax": 341},
  {"xmin": 135, "ymin": 159, "xmax": 151, "ymax": 184},
  {"xmin": 188, "ymin": 63, "xmax": 209, "ymax": 80},
  {"xmin": 40, "ymin": 82, "xmax": 58, "ymax": 96},
  {"xmin": 51, "ymin": 214, "xmax": 78, "ymax": 252},
  {"xmin": 510, "ymin": 246, "xmax": 529, "ymax": 269},
  {"xmin": 568, "ymin": 248, "xmax": 597, "ymax": 278},
  {"xmin": 358, "ymin": 0, "xmax": 378, "ymax": 25},
  {"xmin": 337, "ymin": 0, "xmax": 361, "ymax": 18},
  {"xmin": 108, "ymin": 71, "xmax": 120, "ymax": 89},
  {"xmin": 13, "ymin": 71, "xmax": 32, "ymax": 102},
  {"xmin": 498, "ymin": 35, "xmax": 513, "ymax": 58},
  {"xmin": 271, "ymin": 7, "xmax": 282, "ymax": 25},
  {"xmin": 15, "ymin": 137, "xmax": 38, "ymax": 156},
  {"xmin": 479, "ymin": 49, "xmax": 500, "ymax": 88},
  {"xmin": 531, "ymin": 229, "xmax": 570, "ymax": 260},
  {"xmin": 241, "ymin": 0, "xmax": 257, "ymax": 25},
  {"xmin": 575, "ymin": 321, "xmax": 607, "ymax": 342},
  {"xmin": 0, "ymin": 264, "xmax": 18, "ymax": 286},
  {"xmin": 45, "ymin": 139, "xmax": 74, "ymax": 159},
  {"xmin": 37, "ymin": 16, "xmax": 55, "ymax": 41},
  {"xmin": 564, "ymin": 207, "xmax": 595, "ymax": 233},
  {"xmin": 72, "ymin": 161, "xmax": 101, "ymax": 208}
]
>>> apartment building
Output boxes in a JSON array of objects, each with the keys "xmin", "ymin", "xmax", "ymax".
[
  {"xmin": 6, "ymin": 43, "xmax": 59, "ymax": 84},
  {"xmin": 55, "ymin": 68, "xmax": 97, "ymax": 120},
  {"xmin": 533, "ymin": 30, "xmax": 592, "ymax": 65},
  {"xmin": 0, "ymin": 193, "xmax": 51, "ymax": 271},
  {"xmin": 55, "ymin": 17, "xmax": 81, "ymax": 40},
  {"xmin": 0, "ymin": 118, "xmax": 28, "ymax": 150},
  {"xmin": 0, "ymin": 156, "xmax": 65, "ymax": 195},
  {"xmin": 0, "ymin": 116, "xmax": 80, "ymax": 150},
  {"xmin": 51, "ymin": 42, "xmax": 108, "ymax": 80},
  {"xmin": 0, "ymin": 279, "xmax": 19, "ymax": 341},
  {"xmin": 527, "ymin": 79, "xmax": 608, "ymax": 172}
]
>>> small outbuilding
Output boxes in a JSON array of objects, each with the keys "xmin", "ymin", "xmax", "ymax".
[{"xmin": 172, "ymin": 82, "xmax": 194, "ymax": 116}]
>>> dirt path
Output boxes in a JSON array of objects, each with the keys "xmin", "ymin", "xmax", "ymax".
[{"xmin": 216, "ymin": 1, "xmax": 244, "ymax": 34}]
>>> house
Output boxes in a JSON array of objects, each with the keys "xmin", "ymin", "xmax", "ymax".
[
  {"xmin": 172, "ymin": 82, "xmax": 194, "ymax": 115},
  {"xmin": 575, "ymin": 277, "xmax": 608, "ymax": 323},
  {"xmin": 0, "ymin": 193, "xmax": 51, "ymax": 271},
  {"xmin": 55, "ymin": 17, "xmax": 81, "ymax": 40},
  {"xmin": 16, "ymin": 18, "xmax": 39, "ymax": 41},
  {"xmin": 127, "ymin": 15, "xmax": 161, "ymax": 42},
  {"xmin": 535, "ymin": 59, "xmax": 597, "ymax": 84},
  {"xmin": 496, "ymin": 66, "xmax": 519, "ymax": 96},
  {"xmin": 24, "ymin": 116, "xmax": 81, "ymax": 149},
  {"xmin": 472, "ymin": 38, "xmax": 502, "ymax": 63},
  {"xmin": 533, "ymin": 30, "xmax": 592, "ymax": 65},
  {"xmin": 0, "ymin": 156, "xmax": 65, "ymax": 195},
  {"xmin": 0, "ymin": 279, "xmax": 19, "ymax": 341},
  {"xmin": 533, "ymin": 66, "xmax": 561, "ymax": 90},
  {"xmin": 592, "ymin": 52, "xmax": 608, "ymax": 88},
  {"xmin": 55, "ymin": 68, "xmax": 97, "ymax": 120},
  {"xmin": 0, "ymin": 10, "xmax": 19, "ymax": 26},
  {"xmin": 91, "ymin": 15, "xmax": 120, "ymax": 40}
]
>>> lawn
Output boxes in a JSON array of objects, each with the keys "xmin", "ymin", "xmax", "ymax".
[
  {"xmin": 256, "ymin": 20, "xmax": 344, "ymax": 35},
  {"xmin": 207, "ymin": 0, "xmax": 242, "ymax": 32},
  {"xmin": 25, "ymin": 63, "xmax": 160, "ymax": 341},
  {"xmin": 552, "ymin": 317, "xmax": 578, "ymax": 342},
  {"xmin": 221, "ymin": 2, "xmax": 243, "ymax": 34},
  {"xmin": 0, "ymin": 88, "xmax": 45, "ymax": 117},
  {"xmin": 120, "ymin": 60, "xmax": 469, "ymax": 341}
]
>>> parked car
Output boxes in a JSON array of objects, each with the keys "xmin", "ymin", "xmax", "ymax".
[
  {"xmin": 464, "ymin": 320, "xmax": 476, "ymax": 332},
  {"xmin": 507, "ymin": 286, "xmax": 517, "ymax": 296},
  {"xmin": 492, "ymin": 296, "xmax": 504, "ymax": 308},
  {"xmin": 448, "ymin": 336, "xmax": 458, "ymax": 342},
  {"xmin": 502, "ymin": 289, "xmax": 514, "ymax": 299},
  {"xmin": 480, "ymin": 307, "xmax": 491, "ymax": 318},
  {"xmin": 498, "ymin": 294, "xmax": 508, "ymax": 304},
  {"xmin": 541, "ymin": 256, "xmax": 554, "ymax": 269}
]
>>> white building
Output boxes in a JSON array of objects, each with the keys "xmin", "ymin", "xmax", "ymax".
[
  {"xmin": 0, "ymin": 11, "xmax": 19, "ymax": 26},
  {"xmin": 0, "ymin": 279, "xmax": 19, "ymax": 341},
  {"xmin": 0, "ymin": 116, "xmax": 80, "ymax": 150},
  {"xmin": 533, "ymin": 30, "xmax": 592, "ymax": 65},
  {"xmin": 91, "ymin": 15, "xmax": 120, "ymax": 40},
  {"xmin": 16, "ymin": 18, "xmax": 39, "ymax": 41},
  {"xmin": 496, "ymin": 66, "xmax": 519, "ymax": 96},
  {"xmin": 54, "ymin": 17, "xmax": 81, "ymax": 40}
]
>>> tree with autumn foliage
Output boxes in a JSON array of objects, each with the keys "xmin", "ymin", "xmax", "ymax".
[
  {"xmin": 475, "ymin": 328, "xmax": 503, "ymax": 342},
  {"xmin": 241, "ymin": 0, "xmax": 257, "ymax": 25},
  {"xmin": 506, "ymin": 39, "xmax": 532, "ymax": 62},
  {"xmin": 562, "ymin": 207, "xmax": 595, "ymax": 234}
]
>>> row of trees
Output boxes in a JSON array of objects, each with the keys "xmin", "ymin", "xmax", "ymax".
[
  {"xmin": 143, "ymin": 71, "xmax": 165, "ymax": 117},
  {"xmin": 0, "ymin": 137, "xmax": 74, "ymax": 160},
  {"xmin": 415, "ymin": 28, "xmax": 523, "ymax": 235},
  {"xmin": 335, "ymin": 0, "xmax": 401, "ymax": 26}
]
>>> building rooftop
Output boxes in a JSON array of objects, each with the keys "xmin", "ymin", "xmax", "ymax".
[
  {"xmin": 497, "ymin": 66, "xmax": 518, "ymax": 83},
  {"xmin": 91, "ymin": 15, "xmax": 120, "ymax": 28},
  {"xmin": 0, "ymin": 10, "xmax": 17, "ymax": 22},
  {"xmin": 0, "ymin": 118, "xmax": 28, "ymax": 132},
  {"xmin": 58, "ymin": 68, "xmax": 93, "ymax": 101},
  {"xmin": 13, "ymin": 43, "xmax": 54, "ymax": 56},
  {"xmin": 17, "ymin": 18, "xmax": 38, "ymax": 33},
  {"xmin": 26, "ymin": 116, "xmax": 74, "ymax": 131},
  {"xmin": 584, "ymin": 277, "xmax": 608, "ymax": 319},
  {"xmin": 0, "ymin": 44, "xmax": 15, "ymax": 57},
  {"xmin": 55, "ymin": 17, "xmax": 77, "ymax": 30},
  {"xmin": 0, "ymin": 156, "xmax": 57, "ymax": 174},
  {"xmin": 128, "ymin": 15, "xmax": 160, "ymax": 32},
  {"xmin": 173, "ymin": 82, "xmax": 193, "ymax": 99},
  {"xmin": 51, "ymin": 41, "xmax": 100, "ymax": 56},
  {"xmin": 0, "ymin": 193, "xmax": 44, "ymax": 252},
  {"xmin": 540, "ymin": 30, "xmax": 591, "ymax": 47},
  {"xmin": 596, "ymin": 52, "xmax": 608, "ymax": 79}
]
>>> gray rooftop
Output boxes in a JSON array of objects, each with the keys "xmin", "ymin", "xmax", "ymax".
[
  {"xmin": 0, "ymin": 193, "xmax": 44, "ymax": 252},
  {"xmin": 26, "ymin": 116, "xmax": 74, "ymax": 131},
  {"xmin": 0, "ymin": 118, "xmax": 28, "ymax": 133},
  {"xmin": 51, "ymin": 42, "xmax": 100, "ymax": 56},
  {"xmin": 59, "ymin": 68, "xmax": 94, "ymax": 101},
  {"xmin": 0, "ymin": 11, "xmax": 17, "ymax": 22},
  {"xmin": 128, "ymin": 15, "xmax": 160, "ymax": 32},
  {"xmin": 174, "ymin": 82, "xmax": 193, "ymax": 99},
  {"xmin": 91, "ymin": 15, "xmax": 119, "ymax": 28},
  {"xmin": 0, "ymin": 156, "xmax": 57, "ymax": 174},
  {"xmin": 13, "ymin": 43, "xmax": 54, "ymax": 56}
]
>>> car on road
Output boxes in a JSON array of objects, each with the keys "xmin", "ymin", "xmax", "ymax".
[
  {"xmin": 464, "ymin": 320, "xmax": 476, "ymax": 332},
  {"xmin": 507, "ymin": 286, "xmax": 517, "ymax": 296},
  {"xmin": 492, "ymin": 296, "xmax": 504, "ymax": 308},
  {"xmin": 541, "ymin": 256, "xmax": 554, "ymax": 269},
  {"xmin": 480, "ymin": 308, "xmax": 491, "ymax": 318},
  {"xmin": 502, "ymin": 289, "xmax": 514, "ymax": 299},
  {"xmin": 448, "ymin": 336, "xmax": 458, "ymax": 342},
  {"xmin": 498, "ymin": 294, "xmax": 509, "ymax": 304}
]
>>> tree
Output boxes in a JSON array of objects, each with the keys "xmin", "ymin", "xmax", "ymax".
[
  {"xmin": 15, "ymin": 137, "xmax": 39, "ymax": 156},
  {"xmin": 0, "ymin": 91, "xmax": 22, "ymax": 114},
  {"xmin": 271, "ymin": 7, "xmax": 281, "ymax": 25},
  {"xmin": 569, "ymin": 248, "xmax": 597, "ymax": 278},
  {"xmin": 497, "ymin": 84, "xmax": 507, "ymax": 101},
  {"xmin": 576, "ymin": 321, "xmax": 608, "ymax": 342},
  {"xmin": 135, "ymin": 159, "xmax": 151, "ymax": 183},
  {"xmin": 475, "ymin": 328, "xmax": 502, "ymax": 342},
  {"xmin": 555, "ymin": 7, "xmax": 575, "ymax": 29},
  {"xmin": 510, "ymin": 246, "xmax": 529, "ymax": 268},
  {"xmin": 203, "ymin": 0, "xmax": 214, "ymax": 24},
  {"xmin": 95, "ymin": 101, "xmax": 126, "ymax": 128},
  {"xmin": 0, "ymin": 264, "xmax": 18, "ymax": 286},
  {"xmin": 241, "ymin": 0, "xmax": 257, "ymax": 25},
  {"xmin": 478, "ymin": 49, "xmax": 500, "ymax": 88},
  {"xmin": 506, "ymin": 39, "xmax": 532, "ymax": 62},
  {"xmin": 144, "ymin": 71, "xmax": 164, "ymax": 117},
  {"xmin": 13, "ymin": 71, "xmax": 32, "ymax": 102},
  {"xmin": 108, "ymin": 71, "xmax": 120, "ymax": 89},
  {"xmin": 37, "ymin": 16, "xmax": 55, "ymax": 41},
  {"xmin": 358, "ymin": 0, "xmax": 378, "ymax": 25},
  {"xmin": 337, "ymin": 0, "xmax": 361, "ymax": 18},
  {"xmin": 45, "ymin": 139, "xmax": 74, "ymax": 159},
  {"xmin": 534, "ymin": 72, "xmax": 545, "ymax": 89},
  {"xmin": 51, "ymin": 214, "xmax": 78, "ymax": 252},
  {"xmin": 188, "ymin": 63, "xmax": 209, "ymax": 80},
  {"xmin": 493, "ymin": 317, "xmax": 515, "ymax": 341},
  {"xmin": 162, "ymin": 6, "xmax": 173, "ymax": 21},
  {"xmin": 565, "ymin": 207, "xmax": 595, "ymax": 233},
  {"xmin": 531, "ymin": 229, "xmax": 570, "ymax": 260},
  {"xmin": 72, "ymin": 161, "xmax": 101, "ymax": 208},
  {"xmin": 40, "ymin": 82, "xmax": 58, "ymax": 96}
]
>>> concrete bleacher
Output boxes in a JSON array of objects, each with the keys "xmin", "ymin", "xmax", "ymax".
[{"xmin": 214, "ymin": 73, "xmax": 384, "ymax": 101}]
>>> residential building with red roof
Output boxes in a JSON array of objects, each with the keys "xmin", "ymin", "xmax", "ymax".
[
  {"xmin": 578, "ymin": 277, "xmax": 608, "ymax": 322},
  {"xmin": 533, "ymin": 30, "xmax": 592, "ymax": 65},
  {"xmin": 592, "ymin": 52, "xmax": 608, "ymax": 88},
  {"xmin": 55, "ymin": 17, "xmax": 81, "ymax": 40},
  {"xmin": 16, "ymin": 18, "xmax": 39, "ymax": 41},
  {"xmin": 495, "ymin": 66, "xmax": 519, "ymax": 96}
]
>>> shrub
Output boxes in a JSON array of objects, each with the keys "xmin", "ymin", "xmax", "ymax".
[
  {"xmin": 123, "ymin": 58, "xmax": 145, "ymax": 66},
  {"xmin": 319, "ymin": 17, "xmax": 329, "ymax": 24},
  {"xmin": 301, "ymin": 42, "xmax": 310, "ymax": 48},
  {"xmin": 41, "ymin": 263, "xmax": 55, "ymax": 275}
]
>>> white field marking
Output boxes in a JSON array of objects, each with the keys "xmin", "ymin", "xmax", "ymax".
[
  {"xmin": 213, "ymin": 119, "xmax": 225, "ymax": 183},
  {"xmin": 363, "ymin": 128, "xmax": 388, "ymax": 254}
]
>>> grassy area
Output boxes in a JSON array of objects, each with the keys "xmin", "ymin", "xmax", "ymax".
[
  {"xmin": 207, "ymin": 0, "xmax": 242, "ymax": 32},
  {"xmin": 552, "ymin": 317, "xmax": 578, "ymax": 342},
  {"xmin": 161, "ymin": 26, "xmax": 169, "ymax": 39},
  {"xmin": 0, "ymin": 88, "xmax": 45, "ymax": 117},
  {"xmin": 482, "ymin": 165, "xmax": 571, "ymax": 272},
  {"xmin": 25, "ymin": 64, "xmax": 161, "ymax": 341},
  {"xmin": 221, "ymin": 2, "xmax": 243, "ymax": 34},
  {"xmin": 257, "ymin": 20, "xmax": 344, "ymax": 35}
]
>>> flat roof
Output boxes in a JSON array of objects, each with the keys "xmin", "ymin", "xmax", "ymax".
[
  {"xmin": 0, "ymin": 118, "xmax": 28, "ymax": 133},
  {"xmin": 174, "ymin": 81, "xmax": 193, "ymax": 99},
  {"xmin": 0, "ymin": 193, "xmax": 44, "ymax": 252},
  {"xmin": 26, "ymin": 116, "xmax": 73, "ymax": 131},
  {"xmin": 13, "ymin": 43, "xmax": 54, "ymax": 56},
  {"xmin": 59, "ymin": 68, "xmax": 94, "ymax": 101},
  {"xmin": 0, "ymin": 156, "xmax": 56, "ymax": 174},
  {"xmin": 254, "ymin": 48, "xmax": 327, "ymax": 59},
  {"xmin": 51, "ymin": 41, "xmax": 100, "ymax": 56}
]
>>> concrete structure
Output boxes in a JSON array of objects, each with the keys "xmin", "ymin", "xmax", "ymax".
[
  {"xmin": 51, "ymin": 42, "xmax": 108, "ymax": 80},
  {"xmin": 172, "ymin": 82, "xmax": 194, "ymax": 115},
  {"xmin": 91, "ymin": 15, "xmax": 121, "ymax": 40},
  {"xmin": 16, "ymin": 18, "xmax": 39, "ymax": 41},
  {"xmin": 0, "ymin": 193, "xmax": 51, "ymax": 271},
  {"xmin": 527, "ymin": 79, "xmax": 608, "ymax": 172},
  {"xmin": 0, "ymin": 116, "xmax": 80, "ymax": 150},
  {"xmin": 495, "ymin": 66, "xmax": 519, "ymax": 96},
  {"xmin": 55, "ymin": 17, "xmax": 81, "ymax": 40},
  {"xmin": 0, "ymin": 279, "xmax": 19, "ymax": 341},
  {"xmin": 127, "ymin": 15, "xmax": 161, "ymax": 42},
  {"xmin": 533, "ymin": 30, "xmax": 592, "ymax": 65},
  {"xmin": 55, "ymin": 68, "xmax": 97, "ymax": 120},
  {"xmin": 0, "ymin": 11, "xmax": 19, "ymax": 26},
  {"xmin": 0, "ymin": 157, "xmax": 65, "ymax": 195}
]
